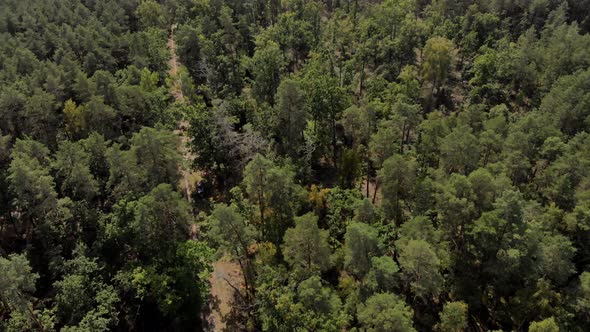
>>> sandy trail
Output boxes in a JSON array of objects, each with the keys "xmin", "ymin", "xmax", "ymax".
[
  {"xmin": 168, "ymin": 25, "xmax": 196, "ymax": 210},
  {"xmin": 204, "ymin": 259, "xmax": 243, "ymax": 331},
  {"xmin": 168, "ymin": 25, "xmax": 242, "ymax": 332}
]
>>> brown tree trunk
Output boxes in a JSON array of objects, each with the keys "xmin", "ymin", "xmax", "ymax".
[{"xmin": 372, "ymin": 180, "xmax": 379, "ymax": 204}]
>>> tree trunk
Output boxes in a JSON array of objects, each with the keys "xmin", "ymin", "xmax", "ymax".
[
  {"xmin": 366, "ymin": 165, "xmax": 370, "ymax": 198},
  {"xmin": 372, "ymin": 180, "xmax": 379, "ymax": 204}
]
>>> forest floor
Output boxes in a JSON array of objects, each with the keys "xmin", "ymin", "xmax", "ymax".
[
  {"xmin": 204, "ymin": 258, "xmax": 243, "ymax": 331},
  {"xmin": 167, "ymin": 25, "xmax": 195, "ymax": 205},
  {"xmin": 167, "ymin": 26, "xmax": 242, "ymax": 332},
  {"xmin": 361, "ymin": 179, "xmax": 381, "ymax": 205}
]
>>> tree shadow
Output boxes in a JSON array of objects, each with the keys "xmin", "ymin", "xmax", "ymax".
[{"xmin": 221, "ymin": 290, "xmax": 250, "ymax": 332}]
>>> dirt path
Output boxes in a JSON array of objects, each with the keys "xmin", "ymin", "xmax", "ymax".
[
  {"xmin": 167, "ymin": 26, "xmax": 242, "ymax": 332},
  {"xmin": 204, "ymin": 259, "xmax": 243, "ymax": 331},
  {"xmin": 168, "ymin": 25, "xmax": 196, "ymax": 208},
  {"xmin": 167, "ymin": 24, "xmax": 184, "ymax": 101}
]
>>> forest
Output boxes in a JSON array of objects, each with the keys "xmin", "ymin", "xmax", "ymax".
[{"xmin": 1, "ymin": 0, "xmax": 590, "ymax": 331}]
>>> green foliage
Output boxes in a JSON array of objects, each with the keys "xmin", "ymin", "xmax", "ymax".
[
  {"xmin": 421, "ymin": 37, "xmax": 455, "ymax": 101},
  {"xmin": 129, "ymin": 127, "xmax": 182, "ymax": 188},
  {"xmin": 107, "ymin": 127, "xmax": 182, "ymax": 196},
  {"xmin": 364, "ymin": 256, "xmax": 399, "ymax": 293},
  {"xmin": 53, "ymin": 249, "xmax": 120, "ymax": 330},
  {"xmin": 398, "ymin": 239, "xmax": 443, "ymax": 299},
  {"xmin": 52, "ymin": 141, "xmax": 98, "ymax": 201},
  {"xmin": 2, "ymin": 0, "xmax": 590, "ymax": 331},
  {"xmin": 369, "ymin": 118, "xmax": 401, "ymax": 173},
  {"xmin": 249, "ymin": 39, "xmax": 285, "ymax": 105},
  {"xmin": 208, "ymin": 203, "xmax": 254, "ymax": 259},
  {"xmin": 300, "ymin": 56, "xmax": 350, "ymax": 161},
  {"xmin": 357, "ymin": 293, "xmax": 416, "ymax": 332},
  {"xmin": 272, "ymin": 78, "xmax": 307, "ymax": 158},
  {"xmin": 378, "ymin": 154, "xmax": 416, "ymax": 224},
  {"xmin": 576, "ymin": 272, "xmax": 590, "ymax": 321},
  {"xmin": 436, "ymin": 301, "xmax": 468, "ymax": 332},
  {"xmin": 344, "ymin": 222, "xmax": 383, "ymax": 278},
  {"xmin": 540, "ymin": 68, "xmax": 590, "ymax": 136},
  {"xmin": 325, "ymin": 187, "xmax": 363, "ymax": 244},
  {"xmin": 8, "ymin": 139, "xmax": 57, "ymax": 220},
  {"xmin": 0, "ymin": 254, "xmax": 38, "ymax": 312},
  {"xmin": 136, "ymin": 0, "xmax": 167, "ymax": 29},
  {"xmin": 529, "ymin": 317, "xmax": 559, "ymax": 332},
  {"xmin": 175, "ymin": 24, "xmax": 202, "ymax": 80},
  {"xmin": 283, "ymin": 213, "xmax": 331, "ymax": 276},
  {"xmin": 243, "ymin": 154, "xmax": 304, "ymax": 244},
  {"xmin": 132, "ymin": 184, "xmax": 191, "ymax": 257},
  {"xmin": 440, "ymin": 125, "xmax": 481, "ymax": 174},
  {"xmin": 296, "ymin": 275, "xmax": 346, "ymax": 330}
]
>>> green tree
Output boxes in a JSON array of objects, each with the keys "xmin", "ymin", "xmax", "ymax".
[
  {"xmin": 243, "ymin": 154, "xmax": 304, "ymax": 244},
  {"xmin": 0, "ymin": 254, "xmax": 38, "ymax": 313},
  {"xmin": 436, "ymin": 301, "xmax": 468, "ymax": 332},
  {"xmin": 53, "ymin": 249, "xmax": 119, "ymax": 329},
  {"xmin": 273, "ymin": 78, "xmax": 307, "ymax": 157},
  {"xmin": 82, "ymin": 97, "xmax": 117, "ymax": 139},
  {"xmin": 208, "ymin": 203, "xmax": 255, "ymax": 298},
  {"xmin": 129, "ymin": 127, "xmax": 182, "ymax": 189},
  {"xmin": 576, "ymin": 272, "xmax": 590, "ymax": 322},
  {"xmin": 296, "ymin": 276, "xmax": 345, "ymax": 330},
  {"xmin": 357, "ymin": 293, "xmax": 416, "ymax": 332},
  {"xmin": 416, "ymin": 111, "xmax": 449, "ymax": 168},
  {"xmin": 529, "ymin": 317, "xmax": 559, "ymax": 332},
  {"xmin": 23, "ymin": 89, "xmax": 59, "ymax": 147},
  {"xmin": 0, "ymin": 254, "xmax": 54, "ymax": 332},
  {"xmin": 106, "ymin": 142, "xmax": 146, "ymax": 198},
  {"xmin": 325, "ymin": 187, "xmax": 363, "ymax": 244},
  {"xmin": 128, "ymin": 30, "xmax": 170, "ymax": 77},
  {"xmin": 250, "ymin": 40, "xmax": 285, "ymax": 106},
  {"xmin": 397, "ymin": 216, "xmax": 450, "ymax": 268},
  {"xmin": 8, "ymin": 139, "xmax": 57, "ymax": 224},
  {"xmin": 136, "ymin": 0, "xmax": 166, "ymax": 29},
  {"xmin": 107, "ymin": 127, "xmax": 182, "ymax": 196},
  {"xmin": 265, "ymin": 12, "xmax": 315, "ymax": 67},
  {"xmin": 116, "ymin": 240, "xmax": 212, "ymax": 329},
  {"xmin": 369, "ymin": 119, "xmax": 402, "ymax": 170},
  {"xmin": 533, "ymin": 230, "xmax": 576, "ymax": 286},
  {"xmin": 188, "ymin": 103, "xmax": 232, "ymax": 177},
  {"xmin": 421, "ymin": 37, "xmax": 455, "ymax": 107},
  {"xmin": 479, "ymin": 110, "xmax": 508, "ymax": 165},
  {"xmin": 398, "ymin": 239, "xmax": 443, "ymax": 299},
  {"xmin": 282, "ymin": 213, "xmax": 331, "ymax": 276},
  {"xmin": 378, "ymin": 154, "xmax": 416, "ymax": 225},
  {"xmin": 0, "ymin": 254, "xmax": 47, "ymax": 331},
  {"xmin": 80, "ymin": 132, "xmax": 110, "ymax": 183},
  {"xmin": 341, "ymin": 105, "xmax": 375, "ymax": 149},
  {"xmin": 540, "ymin": 68, "xmax": 590, "ymax": 136},
  {"xmin": 467, "ymin": 168, "xmax": 497, "ymax": 213},
  {"xmin": 344, "ymin": 222, "xmax": 383, "ymax": 278},
  {"xmin": 354, "ymin": 198, "xmax": 377, "ymax": 224},
  {"xmin": 364, "ymin": 256, "xmax": 399, "ymax": 293},
  {"xmin": 52, "ymin": 140, "xmax": 98, "ymax": 201},
  {"xmin": 434, "ymin": 174, "xmax": 477, "ymax": 251},
  {"xmin": 132, "ymin": 184, "xmax": 190, "ymax": 258},
  {"xmin": 175, "ymin": 24, "xmax": 202, "ymax": 81},
  {"xmin": 301, "ymin": 59, "xmax": 349, "ymax": 163},
  {"xmin": 440, "ymin": 125, "xmax": 480, "ymax": 174}
]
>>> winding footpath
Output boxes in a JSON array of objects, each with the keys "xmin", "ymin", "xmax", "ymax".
[
  {"xmin": 167, "ymin": 25, "xmax": 194, "ymax": 203},
  {"xmin": 167, "ymin": 26, "xmax": 242, "ymax": 332}
]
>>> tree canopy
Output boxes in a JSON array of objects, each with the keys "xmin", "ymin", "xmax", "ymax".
[{"xmin": 1, "ymin": 0, "xmax": 590, "ymax": 331}]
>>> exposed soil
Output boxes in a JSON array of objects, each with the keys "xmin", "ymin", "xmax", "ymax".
[
  {"xmin": 203, "ymin": 259, "xmax": 243, "ymax": 331},
  {"xmin": 168, "ymin": 26, "xmax": 242, "ymax": 332}
]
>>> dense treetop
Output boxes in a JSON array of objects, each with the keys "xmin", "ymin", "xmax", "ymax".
[{"xmin": 1, "ymin": 0, "xmax": 590, "ymax": 331}]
